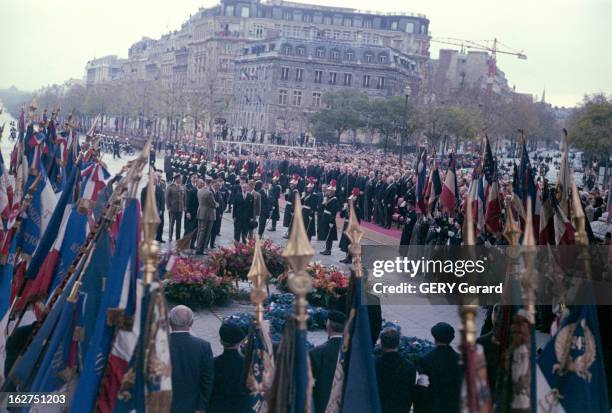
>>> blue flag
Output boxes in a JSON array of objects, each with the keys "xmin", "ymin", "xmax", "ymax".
[
  {"xmin": 340, "ymin": 277, "xmax": 381, "ymax": 413},
  {"xmin": 537, "ymin": 302, "xmax": 610, "ymax": 413},
  {"xmin": 70, "ymin": 198, "xmax": 140, "ymax": 413}
]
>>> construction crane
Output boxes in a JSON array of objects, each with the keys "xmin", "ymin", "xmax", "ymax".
[{"xmin": 430, "ymin": 37, "xmax": 527, "ymax": 99}]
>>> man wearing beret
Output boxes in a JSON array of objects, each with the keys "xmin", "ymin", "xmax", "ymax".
[
  {"xmin": 415, "ymin": 322, "xmax": 462, "ymax": 413},
  {"xmin": 309, "ymin": 311, "xmax": 346, "ymax": 413},
  {"xmin": 209, "ymin": 322, "xmax": 250, "ymax": 413}
]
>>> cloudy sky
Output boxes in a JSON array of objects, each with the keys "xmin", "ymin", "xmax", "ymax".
[{"xmin": 1, "ymin": 0, "xmax": 610, "ymax": 107}]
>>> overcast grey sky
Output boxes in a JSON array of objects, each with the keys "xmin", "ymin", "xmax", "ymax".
[{"xmin": 1, "ymin": 0, "xmax": 610, "ymax": 107}]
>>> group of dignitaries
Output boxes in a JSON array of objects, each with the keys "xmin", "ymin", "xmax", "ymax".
[
  {"xmin": 168, "ymin": 302, "xmax": 467, "ymax": 413},
  {"xmin": 159, "ymin": 146, "xmax": 422, "ymax": 257}
]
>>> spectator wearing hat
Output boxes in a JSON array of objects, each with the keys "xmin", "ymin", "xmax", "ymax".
[
  {"xmin": 169, "ymin": 305, "xmax": 214, "ymax": 413},
  {"xmin": 309, "ymin": 310, "xmax": 346, "ymax": 413},
  {"xmin": 375, "ymin": 327, "xmax": 417, "ymax": 413},
  {"xmin": 209, "ymin": 322, "xmax": 249, "ymax": 413},
  {"xmin": 415, "ymin": 322, "xmax": 462, "ymax": 413},
  {"xmin": 166, "ymin": 174, "xmax": 185, "ymax": 243}
]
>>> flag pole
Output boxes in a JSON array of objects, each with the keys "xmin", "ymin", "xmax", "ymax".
[
  {"xmin": 346, "ymin": 199, "xmax": 364, "ymax": 278},
  {"xmin": 282, "ymin": 195, "xmax": 314, "ymax": 330},
  {"xmin": 247, "ymin": 236, "xmax": 270, "ymax": 326}
]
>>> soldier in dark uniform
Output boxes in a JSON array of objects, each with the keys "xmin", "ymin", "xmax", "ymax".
[
  {"xmin": 302, "ymin": 177, "xmax": 318, "ymax": 241},
  {"xmin": 400, "ymin": 197, "xmax": 417, "ymax": 255},
  {"xmin": 318, "ymin": 180, "xmax": 339, "ymax": 256},
  {"xmin": 382, "ymin": 176, "xmax": 397, "ymax": 229},
  {"xmin": 210, "ymin": 179, "xmax": 225, "ymax": 249},
  {"xmin": 256, "ymin": 180, "xmax": 270, "ymax": 238},
  {"xmin": 365, "ymin": 171, "xmax": 376, "ymax": 222},
  {"xmin": 268, "ymin": 171, "xmax": 282, "ymax": 231},
  {"xmin": 416, "ymin": 322, "xmax": 462, "ymax": 413},
  {"xmin": 283, "ymin": 174, "xmax": 300, "ymax": 238},
  {"xmin": 339, "ymin": 188, "xmax": 361, "ymax": 264},
  {"xmin": 209, "ymin": 322, "xmax": 249, "ymax": 413}
]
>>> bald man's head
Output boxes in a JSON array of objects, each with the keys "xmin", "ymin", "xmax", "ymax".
[{"xmin": 169, "ymin": 305, "xmax": 194, "ymax": 331}]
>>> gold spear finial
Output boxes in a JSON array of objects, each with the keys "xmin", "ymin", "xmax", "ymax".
[
  {"xmin": 248, "ymin": 237, "xmax": 271, "ymax": 325},
  {"xmin": 570, "ymin": 176, "xmax": 587, "ymax": 246},
  {"xmin": 282, "ymin": 196, "xmax": 313, "ymax": 330}
]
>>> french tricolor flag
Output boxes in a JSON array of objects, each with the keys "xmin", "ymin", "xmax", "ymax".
[{"xmin": 440, "ymin": 154, "xmax": 457, "ymax": 217}]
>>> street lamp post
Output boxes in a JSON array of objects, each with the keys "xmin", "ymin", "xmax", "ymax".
[{"xmin": 400, "ymin": 85, "xmax": 411, "ymax": 165}]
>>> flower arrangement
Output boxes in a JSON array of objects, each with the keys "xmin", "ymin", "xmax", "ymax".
[
  {"xmin": 373, "ymin": 321, "xmax": 435, "ymax": 364},
  {"xmin": 163, "ymin": 256, "xmax": 232, "ymax": 308},
  {"xmin": 208, "ymin": 239, "xmax": 286, "ymax": 281},
  {"xmin": 277, "ymin": 263, "xmax": 350, "ymax": 308},
  {"xmin": 224, "ymin": 293, "xmax": 328, "ymax": 346}
]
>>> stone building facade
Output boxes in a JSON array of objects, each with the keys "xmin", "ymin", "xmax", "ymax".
[
  {"xmin": 84, "ymin": 0, "xmax": 431, "ymax": 134},
  {"xmin": 231, "ymin": 37, "xmax": 420, "ymax": 133}
]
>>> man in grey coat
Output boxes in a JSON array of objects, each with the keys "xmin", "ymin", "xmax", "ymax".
[
  {"xmin": 196, "ymin": 178, "xmax": 218, "ymax": 255},
  {"xmin": 166, "ymin": 174, "xmax": 185, "ymax": 242}
]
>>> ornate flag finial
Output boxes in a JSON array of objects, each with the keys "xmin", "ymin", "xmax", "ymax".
[
  {"xmin": 282, "ymin": 196, "xmax": 313, "ymax": 330},
  {"xmin": 248, "ymin": 237, "xmax": 271, "ymax": 325}
]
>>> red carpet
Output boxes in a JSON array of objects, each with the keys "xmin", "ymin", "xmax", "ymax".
[{"xmin": 360, "ymin": 221, "xmax": 402, "ymax": 240}]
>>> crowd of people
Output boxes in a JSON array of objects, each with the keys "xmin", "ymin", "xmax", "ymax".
[
  {"xmin": 168, "ymin": 303, "xmax": 478, "ymax": 413},
  {"xmin": 151, "ymin": 144, "xmax": 610, "ymax": 260}
]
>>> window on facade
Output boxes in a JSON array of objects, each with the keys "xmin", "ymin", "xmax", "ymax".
[
  {"xmin": 345, "ymin": 50, "xmax": 354, "ymax": 61},
  {"xmin": 405, "ymin": 22, "xmax": 414, "ymax": 33},
  {"xmin": 295, "ymin": 68, "xmax": 304, "ymax": 81},
  {"xmin": 333, "ymin": 31, "xmax": 341, "ymax": 39},
  {"xmin": 363, "ymin": 74, "xmax": 371, "ymax": 87},
  {"xmin": 225, "ymin": 5, "xmax": 234, "ymax": 16},
  {"xmin": 324, "ymin": 15, "xmax": 332, "ymax": 25},
  {"xmin": 343, "ymin": 18, "xmax": 352, "ymax": 27},
  {"xmin": 303, "ymin": 14, "xmax": 313, "ymax": 23},
  {"xmin": 376, "ymin": 76, "xmax": 385, "ymax": 89},
  {"xmin": 363, "ymin": 19, "xmax": 372, "ymax": 28},
  {"xmin": 343, "ymin": 73, "xmax": 352, "ymax": 86},
  {"xmin": 279, "ymin": 89, "xmax": 288, "ymax": 105},
  {"xmin": 254, "ymin": 24, "xmax": 264, "ymax": 37},
  {"xmin": 292, "ymin": 90, "xmax": 302, "ymax": 106},
  {"xmin": 281, "ymin": 67, "xmax": 289, "ymax": 81},
  {"xmin": 329, "ymin": 72, "xmax": 337, "ymax": 85},
  {"xmin": 391, "ymin": 21, "xmax": 398, "ymax": 30},
  {"xmin": 282, "ymin": 11, "xmax": 292, "ymax": 20},
  {"xmin": 364, "ymin": 53, "xmax": 373, "ymax": 63},
  {"xmin": 241, "ymin": 6, "xmax": 250, "ymax": 18},
  {"xmin": 379, "ymin": 54, "xmax": 388, "ymax": 63},
  {"xmin": 296, "ymin": 46, "xmax": 306, "ymax": 56},
  {"xmin": 342, "ymin": 31, "xmax": 351, "ymax": 41},
  {"xmin": 282, "ymin": 45, "xmax": 292, "ymax": 54},
  {"xmin": 312, "ymin": 92, "xmax": 321, "ymax": 107},
  {"xmin": 316, "ymin": 48, "xmax": 325, "ymax": 58},
  {"xmin": 331, "ymin": 50, "xmax": 340, "ymax": 60},
  {"xmin": 314, "ymin": 70, "xmax": 323, "ymax": 83}
]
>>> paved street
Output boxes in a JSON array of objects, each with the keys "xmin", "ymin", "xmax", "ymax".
[{"xmin": 160, "ymin": 203, "xmax": 486, "ymax": 354}]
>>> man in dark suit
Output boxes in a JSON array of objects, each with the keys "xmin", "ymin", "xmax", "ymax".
[
  {"xmin": 140, "ymin": 172, "xmax": 165, "ymax": 243},
  {"xmin": 257, "ymin": 181, "xmax": 271, "ymax": 238},
  {"xmin": 209, "ymin": 322, "xmax": 249, "ymax": 413},
  {"xmin": 309, "ymin": 310, "xmax": 346, "ymax": 413},
  {"xmin": 233, "ymin": 178, "xmax": 255, "ymax": 243},
  {"xmin": 169, "ymin": 305, "xmax": 214, "ymax": 413},
  {"xmin": 375, "ymin": 327, "xmax": 417, "ymax": 413},
  {"xmin": 416, "ymin": 322, "xmax": 462, "ymax": 413},
  {"xmin": 382, "ymin": 176, "xmax": 397, "ymax": 229}
]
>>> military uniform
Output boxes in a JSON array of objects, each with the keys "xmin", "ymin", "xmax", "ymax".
[
  {"xmin": 318, "ymin": 186, "xmax": 339, "ymax": 255},
  {"xmin": 301, "ymin": 187, "xmax": 318, "ymax": 240}
]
